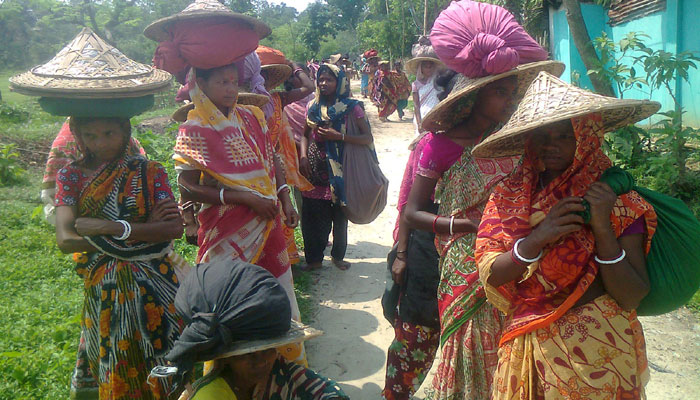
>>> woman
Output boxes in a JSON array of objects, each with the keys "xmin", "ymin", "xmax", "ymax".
[
  {"xmin": 403, "ymin": 64, "xmax": 563, "ymax": 400},
  {"xmin": 173, "ymin": 63, "xmax": 305, "ymax": 364},
  {"xmin": 392, "ymin": 61, "xmax": 412, "ymax": 121},
  {"xmin": 373, "ymin": 61, "xmax": 398, "ymax": 122},
  {"xmin": 473, "ymin": 72, "xmax": 660, "ymax": 399},
  {"xmin": 298, "ymin": 64, "xmax": 373, "ymax": 271},
  {"xmin": 41, "ymin": 120, "xmax": 146, "ymax": 224},
  {"xmin": 360, "ymin": 57, "xmax": 369, "ymax": 97},
  {"xmin": 154, "ymin": 261, "xmax": 347, "ymax": 400},
  {"xmin": 406, "ymin": 59, "xmax": 443, "ymax": 137},
  {"xmin": 55, "ymin": 116, "xmax": 184, "ymax": 399}
]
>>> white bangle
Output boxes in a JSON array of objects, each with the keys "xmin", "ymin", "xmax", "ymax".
[
  {"xmin": 114, "ymin": 219, "xmax": 131, "ymax": 241},
  {"xmin": 219, "ymin": 188, "xmax": 226, "ymax": 205},
  {"xmin": 449, "ymin": 216, "xmax": 455, "ymax": 236},
  {"xmin": 513, "ymin": 237, "xmax": 543, "ymax": 264},
  {"xmin": 276, "ymin": 184, "xmax": 290, "ymax": 196},
  {"xmin": 595, "ymin": 249, "xmax": 626, "ymax": 265}
]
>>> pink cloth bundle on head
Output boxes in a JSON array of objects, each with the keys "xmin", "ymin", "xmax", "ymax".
[
  {"xmin": 152, "ymin": 21, "xmax": 259, "ymax": 75},
  {"xmin": 430, "ymin": 0, "xmax": 548, "ymax": 77}
]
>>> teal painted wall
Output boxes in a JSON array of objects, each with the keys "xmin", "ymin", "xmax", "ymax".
[{"xmin": 549, "ymin": 0, "xmax": 699, "ymax": 126}]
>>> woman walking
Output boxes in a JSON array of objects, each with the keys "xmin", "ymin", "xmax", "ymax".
[
  {"xmin": 374, "ymin": 61, "xmax": 398, "ymax": 122},
  {"xmin": 393, "ymin": 61, "xmax": 412, "ymax": 121},
  {"xmin": 474, "ymin": 72, "xmax": 660, "ymax": 399},
  {"xmin": 10, "ymin": 28, "xmax": 185, "ymax": 398},
  {"xmin": 298, "ymin": 64, "xmax": 373, "ymax": 271}
]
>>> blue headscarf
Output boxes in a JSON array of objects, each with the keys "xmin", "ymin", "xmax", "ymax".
[{"xmin": 306, "ymin": 64, "xmax": 364, "ymax": 205}]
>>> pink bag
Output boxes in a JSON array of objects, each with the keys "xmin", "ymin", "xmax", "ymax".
[{"xmin": 430, "ymin": 0, "xmax": 548, "ymax": 77}]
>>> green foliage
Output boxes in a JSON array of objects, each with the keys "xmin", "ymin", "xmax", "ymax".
[
  {"xmin": 592, "ymin": 32, "xmax": 700, "ymax": 218},
  {"xmin": 590, "ymin": 32, "xmax": 649, "ymax": 98},
  {"xmin": 0, "ymin": 102, "xmax": 29, "ymax": 123},
  {"xmin": 0, "ymin": 143, "xmax": 26, "ymax": 186}
]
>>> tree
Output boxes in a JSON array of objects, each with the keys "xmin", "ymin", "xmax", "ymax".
[{"xmin": 561, "ymin": 0, "xmax": 615, "ymax": 96}]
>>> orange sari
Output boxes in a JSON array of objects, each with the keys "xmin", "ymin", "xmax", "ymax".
[{"xmin": 475, "ymin": 115, "xmax": 657, "ymax": 399}]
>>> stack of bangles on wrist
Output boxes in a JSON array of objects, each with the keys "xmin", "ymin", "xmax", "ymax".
[
  {"xmin": 114, "ymin": 219, "xmax": 132, "ymax": 241},
  {"xmin": 276, "ymin": 184, "xmax": 290, "ymax": 196},
  {"xmin": 511, "ymin": 237, "xmax": 543, "ymax": 266}
]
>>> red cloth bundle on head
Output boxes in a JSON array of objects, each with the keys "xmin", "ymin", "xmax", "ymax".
[
  {"xmin": 152, "ymin": 20, "xmax": 259, "ymax": 76},
  {"xmin": 430, "ymin": 0, "xmax": 548, "ymax": 77},
  {"xmin": 363, "ymin": 49, "xmax": 378, "ymax": 58},
  {"xmin": 256, "ymin": 45, "xmax": 286, "ymax": 65}
]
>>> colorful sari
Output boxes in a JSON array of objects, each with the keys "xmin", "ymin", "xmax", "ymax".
[
  {"xmin": 57, "ymin": 156, "xmax": 183, "ymax": 399},
  {"xmin": 268, "ymin": 92, "xmax": 313, "ymax": 264},
  {"xmin": 475, "ymin": 115, "xmax": 657, "ymax": 399},
  {"xmin": 373, "ymin": 69, "xmax": 398, "ymax": 118},
  {"xmin": 173, "ymin": 78, "xmax": 306, "ymax": 365},
  {"xmin": 424, "ymin": 144, "xmax": 518, "ymax": 400},
  {"xmin": 42, "ymin": 120, "xmax": 145, "ymax": 224}
]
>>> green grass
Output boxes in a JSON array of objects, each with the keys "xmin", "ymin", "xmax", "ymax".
[{"xmin": 0, "ymin": 70, "xmax": 27, "ymax": 104}]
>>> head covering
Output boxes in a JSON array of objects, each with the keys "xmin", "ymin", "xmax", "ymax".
[
  {"xmin": 329, "ymin": 53, "xmax": 342, "ymax": 64},
  {"xmin": 419, "ymin": 0, "xmax": 563, "ymax": 132},
  {"xmin": 161, "ymin": 261, "xmax": 319, "ymax": 390},
  {"xmin": 430, "ymin": 0, "xmax": 548, "ymax": 77},
  {"xmin": 10, "ymin": 27, "xmax": 171, "ymax": 117},
  {"xmin": 145, "ymin": 0, "xmax": 270, "ymax": 42},
  {"xmin": 422, "ymin": 61, "xmax": 564, "ymax": 132},
  {"xmin": 171, "ymin": 92, "xmax": 270, "ymax": 123},
  {"xmin": 472, "ymin": 71, "xmax": 661, "ymax": 158},
  {"xmin": 405, "ymin": 35, "xmax": 445, "ymax": 76},
  {"xmin": 256, "ymin": 45, "xmax": 292, "ymax": 91}
]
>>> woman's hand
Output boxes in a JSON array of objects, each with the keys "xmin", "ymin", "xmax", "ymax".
[
  {"xmin": 75, "ymin": 217, "xmax": 114, "ymax": 237},
  {"xmin": 391, "ymin": 256, "xmax": 407, "ymax": 285},
  {"xmin": 317, "ymin": 126, "xmax": 343, "ymax": 141},
  {"xmin": 281, "ymin": 197, "xmax": 299, "ymax": 228},
  {"xmin": 521, "ymin": 197, "xmax": 585, "ymax": 256},
  {"xmin": 201, "ymin": 173, "xmax": 218, "ymax": 187},
  {"xmin": 584, "ymin": 182, "xmax": 617, "ymax": 232},
  {"xmin": 248, "ymin": 195, "xmax": 278, "ymax": 220},
  {"xmin": 299, "ymin": 156, "xmax": 312, "ymax": 179},
  {"xmin": 148, "ymin": 199, "xmax": 181, "ymax": 222}
]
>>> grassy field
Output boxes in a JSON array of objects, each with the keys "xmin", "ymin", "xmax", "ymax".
[{"xmin": 0, "ymin": 93, "xmax": 313, "ymax": 398}]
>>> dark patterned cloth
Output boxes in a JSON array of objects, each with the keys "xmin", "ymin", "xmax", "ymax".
[{"xmin": 382, "ymin": 318, "xmax": 439, "ymax": 400}]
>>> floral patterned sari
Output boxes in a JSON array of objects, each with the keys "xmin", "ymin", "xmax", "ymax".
[
  {"xmin": 425, "ymin": 147, "xmax": 517, "ymax": 400},
  {"xmin": 62, "ymin": 156, "xmax": 183, "ymax": 399},
  {"xmin": 475, "ymin": 114, "xmax": 657, "ymax": 399}
]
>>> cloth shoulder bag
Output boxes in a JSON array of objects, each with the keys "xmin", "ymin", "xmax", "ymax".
[{"xmin": 342, "ymin": 111, "xmax": 389, "ymax": 224}]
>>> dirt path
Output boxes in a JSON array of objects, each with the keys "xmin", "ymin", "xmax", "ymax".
[{"xmin": 302, "ymin": 83, "xmax": 700, "ymax": 399}]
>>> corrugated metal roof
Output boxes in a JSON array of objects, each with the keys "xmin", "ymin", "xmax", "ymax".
[{"xmin": 607, "ymin": 0, "xmax": 667, "ymax": 26}]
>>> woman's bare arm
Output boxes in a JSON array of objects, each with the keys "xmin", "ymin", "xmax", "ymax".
[{"xmin": 404, "ymin": 175, "xmax": 477, "ymax": 234}]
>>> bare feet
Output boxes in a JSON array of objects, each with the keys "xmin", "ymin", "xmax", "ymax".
[
  {"xmin": 379, "ymin": 117, "xmax": 388, "ymax": 122},
  {"xmin": 332, "ymin": 258, "xmax": 350, "ymax": 271},
  {"xmin": 300, "ymin": 261, "xmax": 323, "ymax": 272}
]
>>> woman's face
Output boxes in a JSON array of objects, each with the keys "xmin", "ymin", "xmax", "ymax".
[
  {"xmin": 197, "ymin": 66, "xmax": 239, "ymax": 109},
  {"xmin": 420, "ymin": 61, "xmax": 436, "ymax": 78},
  {"xmin": 472, "ymin": 76, "xmax": 517, "ymax": 124},
  {"xmin": 317, "ymin": 71, "xmax": 337, "ymax": 97},
  {"xmin": 76, "ymin": 119, "xmax": 129, "ymax": 163},
  {"xmin": 227, "ymin": 348, "xmax": 277, "ymax": 385},
  {"xmin": 528, "ymin": 119, "xmax": 577, "ymax": 174},
  {"xmin": 394, "ymin": 63, "xmax": 402, "ymax": 72}
]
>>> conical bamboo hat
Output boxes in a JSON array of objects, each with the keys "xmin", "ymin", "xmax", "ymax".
[
  {"xmin": 10, "ymin": 28, "xmax": 171, "ymax": 99},
  {"xmin": 472, "ymin": 71, "xmax": 661, "ymax": 158},
  {"xmin": 260, "ymin": 64, "xmax": 292, "ymax": 90},
  {"xmin": 144, "ymin": 0, "xmax": 271, "ymax": 42},
  {"xmin": 422, "ymin": 60, "xmax": 565, "ymax": 132},
  {"xmin": 404, "ymin": 56, "xmax": 444, "ymax": 76}
]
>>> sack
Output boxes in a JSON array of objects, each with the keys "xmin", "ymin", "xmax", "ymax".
[
  {"xmin": 634, "ymin": 187, "xmax": 700, "ymax": 315},
  {"xmin": 342, "ymin": 111, "xmax": 389, "ymax": 224},
  {"xmin": 597, "ymin": 167, "xmax": 700, "ymax": 316},
  {"xmin": 381, "ymin": 244, "xmax": 401, "ymax": 326}
]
